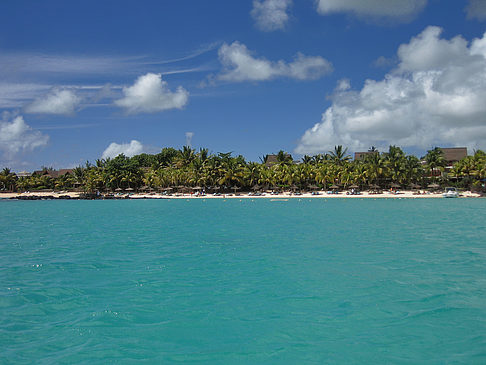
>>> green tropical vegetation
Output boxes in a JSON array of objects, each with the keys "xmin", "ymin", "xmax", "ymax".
[{"xmin": 2, "ymin": 146, "xmax": 486, "ymax": 193}]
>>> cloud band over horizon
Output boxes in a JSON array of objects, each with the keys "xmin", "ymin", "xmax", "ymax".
[{"xmin": 296, "ymin": 26, "xmax": 486, "ymax": 155}]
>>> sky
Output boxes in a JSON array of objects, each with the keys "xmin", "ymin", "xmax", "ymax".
[{"xmin": 1, "ymin": 0, "xmax": 486, "ymax": 171}]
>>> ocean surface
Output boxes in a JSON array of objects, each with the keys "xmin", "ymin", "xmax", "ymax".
[{"xmin": 1, "ymin": 198, "xmax": 486, "ymax": 364}]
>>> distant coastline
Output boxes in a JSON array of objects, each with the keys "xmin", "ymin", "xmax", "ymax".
[{"xmin": 2, "ymin": 146, "xmax": 486, "ymax": 198}]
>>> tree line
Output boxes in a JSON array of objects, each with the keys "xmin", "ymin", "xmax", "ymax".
[{"xmin": 1, "ymin": 146, "xmax": 486, "ymax": 193}]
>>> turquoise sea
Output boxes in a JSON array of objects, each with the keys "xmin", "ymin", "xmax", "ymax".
[{"xmin": 1, "ymin": 198, "xmax": 486, "ymax": 364}]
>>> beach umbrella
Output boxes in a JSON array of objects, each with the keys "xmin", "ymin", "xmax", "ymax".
[
  {"xmin": 232, "ymin": 186, "xmax": 240, "ymax": 194},
  {"xmin": 126, "ymin": 187, "xmax": 134, "ymax": 191},
  {"xmin": 428, "ymin": 183, "xmax": 440, "ymax": 189},
  {"xmin": 369, "ymin": 184, "xmax": 380, "ymax": 192},
  {"xmin": 349, "ymin": 184, "xmax": 359, "ymax": 189},
  {"xmin": 140, "ymin": 186, "xmax": 148, "ymax": 191},
  {"xmin": 410, "ymin": 183, "xmax": 421, "ymax": 189},
  {"xmin": 308, "ymin": 185, "xmax": 319, "ymax": 190},
  {"xmin": 115, "ymin": 188, "xmax": 123, "ymax": 192},
  {"xmin": 329, "ymin": 184, "xmax": 339, "ymax": 189},
  {"xmin": 252, "ymin": 185, "xmax": 260, "ymax": 191},
  {"xmin": 390, "ymin": 182, "xmax": 401, "ymax": 188},
  {"xmin": 192, "ymin": 186, "xmax": 202, "ymax": 190}
]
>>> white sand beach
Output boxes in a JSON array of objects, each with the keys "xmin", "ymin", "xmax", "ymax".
[
  {"xmin": 0, "ymin": 191, "xmax": 83, "ymax": 199},
  {"xmin": 1, "ymin": 190, "xmax": 482, "ymax": 200},
  {"xmin": 129, "ymin": 190, "xmax": 482, "ymax": 199}
]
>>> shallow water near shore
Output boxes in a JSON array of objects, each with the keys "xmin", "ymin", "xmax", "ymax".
[{"xmin": 1, "ymin": 199, "xmax": 486, "ymax": 363}]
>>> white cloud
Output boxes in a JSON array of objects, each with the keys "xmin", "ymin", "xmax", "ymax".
[
  {"xmin": 217, "ymin": 42, "xmax": 333, "ymax": 82},
  {"xmin": 0, "ymin": 83, "xmax": 52, "ymax": 108},
  {"xmin": 0, "ymin": 50, "xmax": 205, "ymax": 109},
  {"xmin": 0, "ymin": 115, "xmax": 49, "ymax": 157},
  {"xmin": 185, "ymin": 132, "xmax": 194, "ymax": 147},
  {"xmin": 101, "ymin": 140, "xmax": 144, "ymax": 159},
  {"xmin": 373, "ymin": 56, "xmax": 396, "ymax": 68},
  {"xmin": 0, "ymin": 52, "xmax": 211, "ymax": 83},
  {"xmin": 25, "ymin": 88, "xmax": 81, "ymax": 115},
  {"xmin": 251, "ymin": 0, "xmax": 292, "ymax": 31},
  {"xmin": 114, "ymin": 73, "xmax": 189, "ymax": 114},
  {"xmin": 296, "ymin": 26, "xmax": 486, "ymax": 155},
  {"xmin": 336, "ymin": 78, "xmax": 351, "ymax": 91},
  {"xmin": 316, "ymin": 0, "xmax": 427, "ymax": 21},
  {"xmin": 466, "ymin": 0, "xmax": 486, "ymax": 20}
]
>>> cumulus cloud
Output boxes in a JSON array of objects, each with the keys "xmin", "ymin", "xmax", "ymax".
[
  {"xmin": 336, "ymin": 78, "xmax": 351, "ymax": 91},
  {"xmin": 316, "ymin": 0, "xmax": 427, "ymax": 22},
  {"xmin": 114, "ymin": 73, "xmax": 188, "ymax": 114},
  {"xmin": 0, "ymin": 115, "xmax": 49, "ymax": 157},
  {"xmin": 185, "ymin": 132, "xmax": 194, "ymax": 147},
  {"xmin": 217, "ymin": 42, "xmax": 333, "ymax": 82},
  {"xmin": 465, "ymin": 0, "xmax": 486, "ymax": 20},
  {"xmin": 101, "ymin": 140, "xmax": 144, "ymax": 159},
  {"xmin": 251, "ymin": 0, "xmax": 292, "ymax": 31},
  {"xmin": 296, "ymin": 26, "xmax": 486, "ymax": 155},
  {"xmin": 25, "ymin": 88, "xmax": 81, "ymax": 115}
]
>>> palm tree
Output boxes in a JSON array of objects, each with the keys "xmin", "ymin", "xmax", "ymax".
[
  {"xmin": 312, "ymin": 153, "xmax": 329, "ymax": 164},
  {"xmin": 0, "ymin": 168, "xmax": 17, "ymax": 191},
  {"xmin": 197, "ymin": 148, "xmax": 209, "ymax": 164},
  {"xmin": 404, "ymin": 155, "xmax": 423, "ymax": 186},
  {"xmin": 329, "ymin": 145, "xmax": 350, "ymax": 165},
  {"xmin": 276, "ymin": 150, "xmax": 293, "ymax": 165},
  {"xmin": 301, "ymin": 155, "xmax": 312, "ymax": 164},
  {"xmin": 259, "ymin": 154, "xmax": 270, "ymax": 164},
  {"xmin": 364, "ymin": 152, "xmax": 386, "ymax": 187},
  {"xmin": 72, "ymin": 166, "xmax": 86, "ymax": 187},
  {"xmin": 384, "ymin": 145, "xmax": 406, "ymax": 184},
  {"xmin": 424, "ymin": 147, "xmax": 446, "ymax": 179},
  {"xmin": 174, "ymin": 146, "xmax": 196, "ymax": 168},
  {"xmin": 350, "ymin": 162, "xmax": 367, "ymax": 188},
  {"xmin": 218, "ymin": 161, "xmax": 244, "ymax": 187},
  {"xmin": 244, "ymin": 162, "xmax": 263, "ymax": 188},
  {"xmin": 293, "ymin": 163, "xmax": 314, "ymax": 189}
]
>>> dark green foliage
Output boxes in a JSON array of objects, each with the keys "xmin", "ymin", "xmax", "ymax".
[{"xmin": 4, "ymin": 146, "xmax": 486, "ymax": 193}]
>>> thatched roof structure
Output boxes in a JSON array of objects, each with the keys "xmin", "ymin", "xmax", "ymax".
[
  {"xmin": 440, "ymin": 147, "xmax": 467, "ymax": 164},
  {"xmin": 354, "ymin": 151, "xmax": 379, "ymax": 160},
  {"xmin": 32, "ymin": 168, "xmax": 73, "ymax": 178}
]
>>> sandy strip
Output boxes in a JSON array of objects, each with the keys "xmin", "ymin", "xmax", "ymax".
[
  {"xmin": 0, "ymin": 191, "xmax": 83, "ymax": 199},
  {"xmin": 1, "ymin": 190, "xmax": 482, "ymax": 200},
  {"xmin": 128, "ymin": 190, "xmax": 482, "ymax": 199}
]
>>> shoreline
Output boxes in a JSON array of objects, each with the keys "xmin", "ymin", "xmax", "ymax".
[{"xmin": 0, "ymin": 190, "xmax": 483, "ymax": 200}]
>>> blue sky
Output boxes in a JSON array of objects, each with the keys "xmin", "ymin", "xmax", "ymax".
[{"xmin": 1, "ymin": 0, "xmax": 486, "ymax": 171}]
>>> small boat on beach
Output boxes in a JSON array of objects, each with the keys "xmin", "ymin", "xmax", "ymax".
[{"xmin": 443, "ymin": 187, "xmax": 459, "ymax": 198}]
